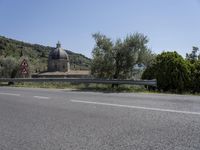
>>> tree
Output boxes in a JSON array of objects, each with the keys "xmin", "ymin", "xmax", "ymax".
[
  {"xmin": 191, "ymin": 61, "xmax": 200, "ymax": 93},
  {"xmin": 91, "ymin": 33, "xmax": 114, "ymax": 78},
  {"xmin": 141, "ymin": 63, "xmax": 157, "ymax": 91},
  {"xmin": 142, "ymin": 52, "xmax": 190, "ymax": 93},
  {"xmin": 185, "ymin": 46, "xmax": 200, "ymax": 93},
  {"xmin": 20, "ymin": 50, "xmax": 23, "ymax": 57},
  {"xmin": 91, "ymin": 33, "xmax": 154, "ymax": 79},
  {"xmin": 141, "ymin": 63, "xmax": 156, "ymax": 80},
  {"xmin": 0, "ymin": 57, "xmax": 19, "ymax": 78},
  {"xmin": 186, "ymin": 59, "xmax": 200, "ymax": 93},
  {"xmin": 186, "ymin": 46, "xmax": 199, "ymax": 63}
]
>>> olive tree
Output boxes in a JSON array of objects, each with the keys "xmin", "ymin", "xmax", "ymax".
[
  {"xmin": 91, "ymin": 33, "xmax": 154, "ymax": 79},
  {"xmin": 0, "ymin": 57, "xmax": 19, "ymax": 78}
]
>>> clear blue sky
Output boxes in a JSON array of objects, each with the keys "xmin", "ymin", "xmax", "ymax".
[{"xmin": 0, "ymin": 0, "xmax": 200, "ymax": 58}]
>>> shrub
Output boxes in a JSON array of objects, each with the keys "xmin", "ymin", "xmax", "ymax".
[
  {"xmin": 190, "ymin": 61, "xmax": 200, "ymax": 93},
  {"xmin": 141, "ymin": 64, "xmax": 156, "ymax": 91},
  {"xmin": 0, "ymin": 57, "xmax": 19, "ymax": 78},
  {"xmin": 142, "ymin": 52, "xmax": 190, "ymax": 93},
  {"xmin": 141, "ymin": 65, "xmax": 156, "ymax": 80}
]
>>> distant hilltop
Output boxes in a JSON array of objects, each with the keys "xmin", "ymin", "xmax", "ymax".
[{"xmin": 0, "ymin": 35, "xmax": 91, "ymax": 72}]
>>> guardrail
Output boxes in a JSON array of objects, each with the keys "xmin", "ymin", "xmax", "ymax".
[{"xmin": 0, "ymin": 78, "xmax": 157, "ymax": 86}]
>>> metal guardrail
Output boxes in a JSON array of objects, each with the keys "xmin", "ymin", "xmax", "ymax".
[{"xmin": 0, "ymin": 78, "xmax": 157, "ymax": 86}]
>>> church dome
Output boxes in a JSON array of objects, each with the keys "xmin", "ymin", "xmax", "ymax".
[
  {"xmin": 49, "ymin": 42, "xmax": 69, "ymax": 60},
  {"xmin": 48, "ymin": 42, "xmax": 70, "ymax": 72}
]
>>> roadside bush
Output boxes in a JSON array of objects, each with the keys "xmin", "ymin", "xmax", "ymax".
[
  {"xmin": 141, "ymin": 64, "xmax": 156, "ymax": 91},
  {"xmin": 141, "ymin": 64, "xmax": 156, "ymax": 80},
  {"xmin": 190, "ymin": 61, "xmax": 200, "ymax": 93},
  {"xmin": 0, "ymin": 57, "xmax": 19, "ymax": 78},
  {"xmin": 142, "ymin": 52, "xmax": 190, "ymax": 93}
]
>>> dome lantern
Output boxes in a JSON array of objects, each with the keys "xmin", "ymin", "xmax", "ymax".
[{"xmin": 56, "ymin": 41, "xmax": 61, "ymax": 48}]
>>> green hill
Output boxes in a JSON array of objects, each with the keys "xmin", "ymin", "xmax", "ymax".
[{"xmin": 0, "ymin": 36, "xmax": 91, "ymax": 73}]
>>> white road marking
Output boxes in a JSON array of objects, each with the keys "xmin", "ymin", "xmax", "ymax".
[
  {"xmin": 0, "ymin": 92, "xmax": 20, "ymax": 96},
  {"xmin": 71, "ymin": 99, "xmax": 200, "ymax": 116},
  {"xmin": 34, "ymin": 96, "xmax": 50, "ymax": 99}
]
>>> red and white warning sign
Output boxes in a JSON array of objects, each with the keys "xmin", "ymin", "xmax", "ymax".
[
  {"xmin": 20, "ymin": 59, "xmax": 28, "ymax": 67},
  {"xmin": 21, "ymin": 67, "xmax": 28, "ymax": 74},
  {"xmin": 20, "ymin": 59, "xmax": 29, "ymax": 75}
]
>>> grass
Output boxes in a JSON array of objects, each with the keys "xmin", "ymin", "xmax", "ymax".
[
  {"xmin": 1, "ymin": 82, "xmax": 199, "ymax": 95},
  {"xmin": 1, "ymin": 82, "xmax": 148, "ymax": 93},
  {"xmin": 13, "ymin": 82, "xmax": 76, "ymax": 89},
  {"xmin": 78, "ymin": 84, "xmax": 147, "ymax": 93}
]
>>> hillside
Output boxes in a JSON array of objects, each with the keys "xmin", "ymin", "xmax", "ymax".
[{"xmin": 0, "ymin": 36, "xmax": 91, "ymax": 73}]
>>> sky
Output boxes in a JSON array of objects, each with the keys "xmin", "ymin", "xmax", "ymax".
[{"xmin": 0, "ymin": 0, "xmax": 200, "ymax": 58}]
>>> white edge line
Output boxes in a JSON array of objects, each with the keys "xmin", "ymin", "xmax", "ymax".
[
  {"xmin": 34, "ymin": 96, "xmax": 50, "ymax": 99},
  {"xmin": 0, "ymin": 92, "xmax": 20, "ymax": 96},
  {"xmin": 70, "ymin": 99, "xmax": 200, "ymax": 116}
]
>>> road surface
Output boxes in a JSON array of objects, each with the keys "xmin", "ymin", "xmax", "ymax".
[{"xmin": 0, "ymin": 87, "xmax": 200, "ymax": 150}]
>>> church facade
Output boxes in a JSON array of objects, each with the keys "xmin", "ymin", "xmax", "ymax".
[{"xmin": 48, "ymin": 42, "xmax": 70, "ymax": 72}]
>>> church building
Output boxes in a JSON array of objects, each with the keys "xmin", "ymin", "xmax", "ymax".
[{"xmin": 48, "ymin": 42, "xmax": 70, "ymax": 72}]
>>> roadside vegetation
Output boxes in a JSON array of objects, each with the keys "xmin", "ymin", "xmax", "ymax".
[
  {"xmin": 91, "ymin": 33, "xmax": 200, "ymax": 94},
  {"xmin": 91, "ymin": 32, "xmax": 155, "ymax": 79},
  {"xmin": 0, "ymin": 34, "xmax": 200, "ymax": 94},
  {"xmin": 7, "ymin": 82, "xmax": 146, "ymax": 93},
  {"xmin": 142, "ymin": 47, "xmax": 200, "ymax": 94},
  {"xmin": 0, "ymin": 35, "xmax": 91, "ymax": 74}
]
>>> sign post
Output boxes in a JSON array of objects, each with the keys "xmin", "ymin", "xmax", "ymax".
[{"xmin": 20, "ymin": 59, "xmax": 29, "ymax": 78}]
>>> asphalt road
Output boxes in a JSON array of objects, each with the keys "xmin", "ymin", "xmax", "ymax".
[{"xmin": 0, "ymin": 87, "xmax": 200, "ymax": 150}]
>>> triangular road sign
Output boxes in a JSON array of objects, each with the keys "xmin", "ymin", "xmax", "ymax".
[
  {"xmin": 21, "ymin": 67, "xmax": 28, "ymax": 74},
  {"xmin": 20, "ymin": 59, "xmax": 28, "ymax": 67}
]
